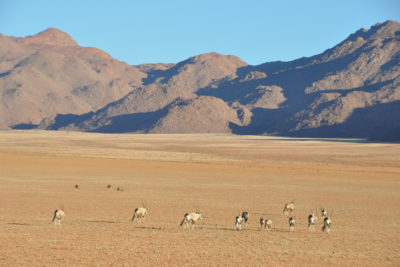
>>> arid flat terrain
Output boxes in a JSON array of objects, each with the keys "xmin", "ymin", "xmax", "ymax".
[{"xmin": 0, "ymin": 131, "xmax": 399, "ymax": 266}]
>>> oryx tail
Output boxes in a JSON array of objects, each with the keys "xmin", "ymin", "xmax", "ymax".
[
  {"xmin": 51, "ymin": 210, "xmax": 58, "ymax": 222},
  {"xmin": 180, "ymin": 213, "xmax": 189, "ymax": 226}
]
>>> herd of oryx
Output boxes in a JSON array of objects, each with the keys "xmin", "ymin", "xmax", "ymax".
[
  {"xmin": 52, "ymin": 186, "xmax": 332, "ymax": 234},
  {"xmin": 233, "ymin": 201, "xmax": 332, "ymax": 233}
]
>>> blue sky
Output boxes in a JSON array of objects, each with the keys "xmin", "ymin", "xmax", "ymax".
[{"xmin": 1, "ymin": 0, "xmax": 399, "ymax": 65}]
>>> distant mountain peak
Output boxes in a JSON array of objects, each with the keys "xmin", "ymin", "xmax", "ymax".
[
  {"xmin": 191, "ymin": 52, "xmax": 228, "ymax": 61},
  {"xmin": 348, "ymin": 20, "xmax": 400, "ymax": 42},
  {"xmin": 17, "ymin": 27, "xmax": 79, "ymax": 47},
  {"xmin": 374, "ymin": 20, "xmax": 400, "ymax": 29},
  {"xmin": 373, "ymin": 19, "xmax": 400, "ymax": 37},
  {"xmin": 189, "ymin": 52, "xmax": 247, "ymax": 66}
]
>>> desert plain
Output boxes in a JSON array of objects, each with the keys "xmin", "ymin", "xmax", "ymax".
[{"xmin": 0, "ymin": 130, "xmax": 399, "ymax": 266}]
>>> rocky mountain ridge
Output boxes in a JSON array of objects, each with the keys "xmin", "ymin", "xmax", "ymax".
[{"xmin": 1, "ymin": 21, "xmax": 399, "ymax": 140}]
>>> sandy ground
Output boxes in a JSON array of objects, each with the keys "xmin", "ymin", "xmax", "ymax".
[{"xmin": 0, "ymin": 130, "xmax": 399, "ymax": 266}]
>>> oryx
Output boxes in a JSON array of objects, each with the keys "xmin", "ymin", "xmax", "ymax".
[
  {"xmin": 241, "ymin": 211, "xmax": 249, "ymax": 227},
  {"xmin": 52, "ymin": 209, "xmax": 65, "ymax": 226},
  {"xmin": 131, "ymin": 201, "xmax": 148, "ymax": 224},
  {"xmin": 235, "ymin": 215, "xmax": 244, "ymax": 231},
  {"xmin": 322, "ymin": 216, "xmax": 332, "ymax": 233},
  {"xmin": 283, "ymin": 201, "xmax": 294, "ymax": 215},
  {"xmin": 289, "ymin": 216, "xmax": 295, "ymax": 233},
  {"xmin": 260, "ymin": 217, "xmax": 272, "ymax": 231},
  {"xmin": 235, "ymin": 211, "xmax": 249, "ymax": 231},
  {"xmin": 320, "ymin": 208, "xmax": 327, "ymax": 217},
  {"xmin": 131, "ymin": 208, "xmax": 147, "ymax": 224},
  {"xmin": 180, "ymin": 211, "xmax": 203, "ymax": 230},
  {"xmin": 308, "ymin": 212, "xmax": 317, "ymax": 231}
]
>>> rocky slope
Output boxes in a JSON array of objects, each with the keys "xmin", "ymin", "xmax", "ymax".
[
  {"xmin": 0, "ymin": 28, "xmax": 145, "ymax": 128},
  {"xmin": 1, "ymin": 21, "xmax": 399, "ymax": 140}
]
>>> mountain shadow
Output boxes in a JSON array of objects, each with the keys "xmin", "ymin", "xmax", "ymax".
[
  {"xmin": 289, "ymin": 101, "xmax": 400, "ymax": 140},
  {"xmin": 89, "ymin": 108, "xmax": 168, "ymax": 133},
  {"xmin": 11, "ymin": 123, "xmax": 39, "ymax": 130},
  {"xmin": 44, "ymin": 112, "xmax": 95, "ymax": 130}
]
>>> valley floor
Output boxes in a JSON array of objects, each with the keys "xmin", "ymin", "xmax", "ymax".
[{"xmin": 0, "ymin": 131, "xmax": 399, "ymax": 266}]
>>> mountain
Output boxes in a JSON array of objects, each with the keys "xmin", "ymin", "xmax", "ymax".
[
  {"xmin": 0, "ymin": 28, "xmax": 146, "ymax": 129},
  {"xmin": 1, "ymin": 21, "xmax": 400, "ymax": 140}
]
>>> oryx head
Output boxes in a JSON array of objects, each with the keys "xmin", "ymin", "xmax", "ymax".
[{"xmin": 320, "ymin": 207, "xmax": 327, "ymax": 216}]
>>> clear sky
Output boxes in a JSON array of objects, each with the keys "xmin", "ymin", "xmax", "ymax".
[{"xmin": 1, "ymin": 0, "xmax": 399, "ymax": 65}]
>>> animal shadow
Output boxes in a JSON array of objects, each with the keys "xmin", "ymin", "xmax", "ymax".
[{"xmin": 7, "ymin": 222, "xmax": 31, "ymax": 226}]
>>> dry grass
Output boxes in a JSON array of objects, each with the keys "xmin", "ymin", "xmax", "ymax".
[{"xmin": 0, "ymin": 130, "xmax": 399, "ymax": 266}]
